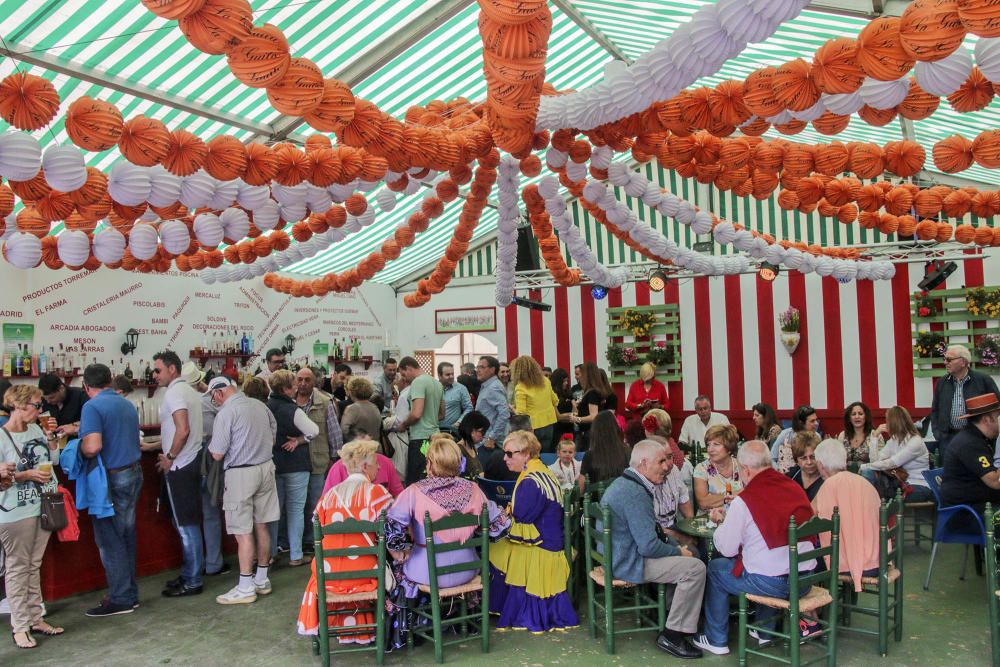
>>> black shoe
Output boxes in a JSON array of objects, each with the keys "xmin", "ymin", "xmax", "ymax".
[
  {"xmin": 85, "ymin": 601, "xmax": 135, "ymax": 617},
  {"xmin": 655, "ymin": 632, "xmax": 704, "ymax": 659},
  {"xmin": 164, "ymin": 576, "xmax": 183, "ymax": 589},
  {"xmin": 205, "ymin": 563, "xmax": 232, "ymax": 576},
  {"xmin": 161, "ymin": 584, "xmax": 203, "ymax": 598}
]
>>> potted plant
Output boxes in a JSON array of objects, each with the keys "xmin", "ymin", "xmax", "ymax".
[
  {"xmin": 978, "ymin": 333, "xmax": 1000, "ymax": 369},
  {"xmin": 778, "ymin": 306, "xmax": 801, "ymax": 354},
  {"xmin": 914, "ymin": 331, "xmax": 945, "ymax": 358},
  {"xmin": 606, "ymin": 344, "xmax": 625, "ymax": 366},
  {"xmin": 913, "ymin": 290, "xmax": 937, "ymax": 318},
  {"xmin": 966, "ymin": 287, "xmax": 1000, "ymax": 319},
  {"xmin": 619, "ymin": 309, "xmax": 657, "ymax": 339},
  {"xmin": 646, "ymin": 341, "xmax": 675, "ymax": 367}
]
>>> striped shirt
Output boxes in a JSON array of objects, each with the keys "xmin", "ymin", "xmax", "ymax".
[{"xmin": 209, "ymin": 393, "xmax": 277, "ymax": 469}]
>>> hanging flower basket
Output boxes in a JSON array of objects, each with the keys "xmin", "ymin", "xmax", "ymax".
[
  {"xmin": 619, "ymin": 309, "xmax": 657, "ymax": 339},
  {"xmin": 913, "ymin": 290, "xmax": 937, "ymax": 318},
  {"xmin": 914, "ymin": 331, "xmax": 945, "ymax": 359}
]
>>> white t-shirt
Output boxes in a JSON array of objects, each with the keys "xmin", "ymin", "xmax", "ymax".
[
  {"xmin": 160, "ymin": 378, "xmax": 204, "ymax": 471},
  {"xmin": 677, "ymin": 412, "xmax": 730, "ymax": 447},
  {"xmin": 548, "ymin": 459, "xmax": 581, "ymax": 488}
]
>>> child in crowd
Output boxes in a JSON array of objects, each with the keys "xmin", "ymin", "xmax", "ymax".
[{"xmin": 548, "ymin": 435, "xmax": 580, "ymax": 489}]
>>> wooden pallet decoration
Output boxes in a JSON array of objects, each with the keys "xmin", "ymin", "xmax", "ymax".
[
  {"xmin": 911, "ymin": 286, "xmax": 1000, "ymax": 378},
  {"xmin": 606, "ymin": 304, "xmax": 681, "ymax": 383}
]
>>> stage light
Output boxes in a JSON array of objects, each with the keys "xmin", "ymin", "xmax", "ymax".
[
  {"xmin": 648, "ymin": 269, "xmax": 667, "ymax": 292},
  {"xmin": 918, "ymin": 260, "xmax": 957, "ymax": 292},
  {"xmin": 591, "ymin": 285, "xmax": 607, "ymax": 300},
  {"xmin": 758, "ymin": 262, "xmax": 780, "ymax": 282},
  {"xmin": 511, "ymin": 295, "xmax": 552, "ymax": 311}
]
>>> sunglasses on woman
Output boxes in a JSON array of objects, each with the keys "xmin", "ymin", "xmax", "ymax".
[
  {"xmin": 28, "ymin": 402, "xmax": 43, "ymax": 410},
  {"xmin": 503, "ymin": 449, "xmax": 523, "ymax": 458}
]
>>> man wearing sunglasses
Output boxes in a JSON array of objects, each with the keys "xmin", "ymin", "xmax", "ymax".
[
  {"xmin": 930, "ymin": 344, "xmax": 1000, "ymax": 460},
  {"xmin": 255, "ymin": 349, "xmax": 286, "ymax": 384},
  {"xmin": 153, "ymin": 350, "xmax": 205, "ymax": 599}
]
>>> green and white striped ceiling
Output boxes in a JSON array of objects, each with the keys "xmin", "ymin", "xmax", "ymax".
[{"xmin": 1, "ymin": 1, "xmax": 998, "ymax": 285}]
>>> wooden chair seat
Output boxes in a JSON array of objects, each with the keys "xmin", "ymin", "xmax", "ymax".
[
  {"xmin": 417, "ymin": 574, "xmax": 482, "ymax": 597},
  {"xmin": 904, "ymin": 501, "xmax": 936, "ymax": 508},
  {"xmin": 589, "ymin": 565, "xmax": 634, "ymax": 588},
  {"xmin": 746, "ymin": 585, "xmax": 833, "ymax": 613},
  {"xmin": 326, "ymin": 589, "xmax": 379, "ymax": 604},
  {"xmin": 837, "ymin": 566, "xmax": 901, "ymax": 587}
]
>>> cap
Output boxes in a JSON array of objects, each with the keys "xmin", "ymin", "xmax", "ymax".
[{"xmin": 204, "ymin": 376, "xmax": 234, "ymax": 396}]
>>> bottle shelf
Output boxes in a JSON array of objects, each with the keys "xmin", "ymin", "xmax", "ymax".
[
  {"xmin": 130, "ymin": 381, "xmax": 160, "ymax": 398},
  {"xmin": 327, "ymin": 355, "xmax": 374, "ymax": 369},
  {"xmin": 1, "ymin": 371, "xmax": 79, "ymax": 381},
  {"xmin": 188, "ymin": 351, "xmax": 256, "ymax": 363}
]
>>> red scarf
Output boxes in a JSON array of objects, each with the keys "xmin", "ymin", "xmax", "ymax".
[{"xmin": 733, "ymin": 468, "xmax": 814, "ymax": 575}]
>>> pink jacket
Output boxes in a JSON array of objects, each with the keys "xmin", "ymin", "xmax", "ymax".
[{"xmin": 323, "ymin": 453, "xmax": 404, "ymax": 498}]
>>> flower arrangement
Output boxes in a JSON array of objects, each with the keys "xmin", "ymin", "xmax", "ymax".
[
  {"xmin": 778, "ymin": 306, "xmax": 800, "ymax": 333},
  {"xmin": 966, "ymin": 287, "xmax": 1000, "ymax": 319},
  {"xmin": 622, "ymin": 347, "xmax": 639, "ymax": 364},
  {"xmin": 607, "ymin": 343, "xmax": 640, "ymax": 366},
  {"xmin": 979, "ymin": 334, "xmax": 1000, "ymax": 367},
  {"xmin": 914, "ymin": 331, "xmax": 946, "ymax": 358},
  {"xmin": 619, "ymin": 309, "xmax": 657, "ymax": 338},
  {"xmin": 913, "ymin": 290, "xmax": 937, "ymax": 318},
  {"xmin": 646, "ymin": 341, "xmax": 675, "ymax": 366}
]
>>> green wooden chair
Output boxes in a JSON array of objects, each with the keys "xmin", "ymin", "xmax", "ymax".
[
  {"xmin": 407, "ymin": 504, "xmax": 490, "ymax": 664},
  {"xmin": 584, "ymin": 477, "xmax": 612, "ymax": 502},
  {"xmin": 583, "ymin": 494, "xmax": 667, "ymax": 654},
  {"xmin": 837, "ymin": 492, "xmax": 904, "ymax": 656},
  {"xmin": 311, "ymin": 512, "xmax": 387, "ymax": 667},
  {"xmin": 738, "ymin": 510, "xmax": 840, "ymax": 667},
  {"xmin": 984, "ymin": 503, "xmax": 1000, "ymax": 667},
  {"xmin": 563, "ymin": 485, "xmax": 582, "ymax": 604}
]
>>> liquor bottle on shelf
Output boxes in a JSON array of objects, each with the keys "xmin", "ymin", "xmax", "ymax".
[
  {"xmin": 144, "ymin": 360, "xmax": 154, "ymax": 385},
  {"xmin": 124, "ymin": 360, "xmax": 134, "ymax": 380},
  {"xmin": 2, "ymin": 351, "xmax": 10, "ymax": 377},
  {"xmin": 109, "ymin": 358, "xmax": 117, "ymax": 376},
  {"xmin": 66, "ymin": 346, "xmax": 76, "ymax": 374},
  {"xmin": 22, "ymin": 344, "xmax": 32, "ymax": 376},
  {"xmin": 37, "ymin": 347, "xmax": 47, "ymax": 375},
  {"xmin": 57, "ymin": 344, "xmax": 67, "ymax": 374},
  {"xmin": 14, "ymin": 345, "xmax": 23, "ymax": 376},
  {"xmin": 240, "ymin": 331, "xmax": 248, "ymax": 355},
  {"xmin": 232, "ymin": 328, "xmax": 239, "ymax": 354}
]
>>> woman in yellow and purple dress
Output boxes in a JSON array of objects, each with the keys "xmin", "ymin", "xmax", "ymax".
[{"xmin": 489, "ymin": 430, "xmax": 578, "ymax": 632}]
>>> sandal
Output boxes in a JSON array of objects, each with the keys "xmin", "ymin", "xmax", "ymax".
[
  {"xmin": 31, "ymin": 622, "xmax": 64, "ymax": 636},
  {"xmin": 12, "ymin": 631, "xmax": 37, "ymax": 649},
  {"xmin": 288, "ymin": 555, "xmax": 314, "ymax": 567}
]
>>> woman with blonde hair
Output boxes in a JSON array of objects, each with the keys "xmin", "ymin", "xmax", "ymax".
[
  {"xmin": 490, "ymin": 430, "xmax": 578, "ymax": 632},
  {"xmin": 297, "ymin": 439, "xmax": 393, "ymax": 642},
  {"xmin": 861, "ymin": 406, "xmax": 932, "ymax": 502},
  {"xmin": 0, "ymin": 385, "xmax": 62, "ymax": 648},
  {"xmin": 643, "ymin": 408, "xmax": 684, "ymax": 468},
  {"xmin": 510, "ymin": 356, "xmax": 559, "ymax": 453},
  {"xmin": 625, "ymin": 362, "xmax": 669, "ymax": 419},
  {"xmin": 385, "ymin": 440, "xmax": 508, "ymax": 608}
]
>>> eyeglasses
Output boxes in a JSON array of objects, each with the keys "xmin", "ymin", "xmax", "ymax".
[
  {"xmin": 28, "ymin": 402, "xmax": 43, "ymax": 410},
  {"xmin": 503, "ymin": 449, "xmax": 522, "ymax": 458},
  {"xmin": 944, "ymin": 356, "xmax": 960, "ymax": 363}
]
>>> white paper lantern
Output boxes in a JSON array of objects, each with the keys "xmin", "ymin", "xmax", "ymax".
[
  {"xmin": 713, "ymin": 221, "xmax": 737, "ymax": 244},
  {"xmin": 57, "ymin": 229, "xmax": 91, "ymax": 267},
  {"xmin": 236, "ymin": 181, "xmax": 270, "ymax": 210},
  {"xmin": 718, "ymin": 0, "xmax": 773, "ymax": 43},
  {"xmin": 252, "ymin": 199, "xmax": 281, "ymax": 231},
  {"xmin": 915, "ymin": 47, "xmax": 972, "ymax": 97},
  {"xmin": 0, "ymin": 131, "xmax": 42, "ymax": 182},
  {"xmin": 788, "ymin": 99, "xmax": 826, "ymax": 121},
  {"xmin": 179, "ymin": 170, "xmax": 216, "ymax": 209},
  {"xmin": 832, "ymin": 260, "xmax": 858, "ymax": 283},
  {"xmin": 328, "ymin": 182, "xmax": 354, "ymax": 201},
  {"xmin": 128, "ymin": 223, "xmax": 159, "ymax": 261},
  {"xmin": 193, "ymin": 212, "xmax": 224, "ymax": 248},
  {"xmin": 220, "ymin": 207, "xmax": 250, "ymax": 242},
  {"xmin": 146, "ymin": 166, "xmax": 182, "ymax": 208},
  {"xmin": 4, "ymin": 232, "xmax": 41, "ymax": 269},
  {"xmin": 200, "ymin": 267, "xmax": 217, "ymax": 284},
  {"xmin": 280, "ymin": 203, "xmax": 307, "ymax": 223},
  {"xmin": 92, "ymin": 229, "xmax": 126, "ymax": 264},
  {"xmin": 271, "ymin": 182, "xmax": 306, "ymax": 207},
  {"xmin": 305, "ymin": 185, "xmax": 331, "ymax": 213},
  {"xmin": 42, "ymin": 145, "xmax": 87, "ymax": 192},
  {"xmin": 107, "ymin": 162, "xmax": 151, "ymax": 207},
  {"xmin": 977, "ymin": 38, "xmax": 1000, "ymax": 84},
  {"xmin": 209, "ymin": 179, "xmax": 238, "ymax": 210},
  {"xmin": 783, "ymin": 248, "xmax": 804, "ymax": 269},
  {"xmin": 821, "ymin": 91, "xmax": 865, "ymax": 116},
  {"xmin": 764, "ymin": 244, "xmax": 787, "ymax": 265},
  {"xmin": 859, "ymin": 76, "xmax": 910, "ymax": 110},
  {"xmin": 814, "ymin": 256, "xmax": 836, "ymax": 277}
]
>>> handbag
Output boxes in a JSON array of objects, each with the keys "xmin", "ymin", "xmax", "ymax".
[{"xmin": 1, "ymin": 427, "xmax": 68, "ymax": 531}]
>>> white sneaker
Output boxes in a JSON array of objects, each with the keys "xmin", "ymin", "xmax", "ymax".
[
  {"xmin": 0, "ymin": 598, "xmax": 9, "ymax": 614},
  {"xmin": 216, "ymin": 586, "xmax": 257, "ymax": 605},
  {"xmin": 749, "ymin": 628, "xmax": 775, "ymax": 647},
  {"xmin": 692, "ymin": 634, "xmax": 730, "ymax": 655},
  {"xmin": 40, "ymin": 602, "xmax": 46, "ymax": 616},
  {"xmin": 255, "ymin": 578, "xmax": 272, "ymax": 595}
]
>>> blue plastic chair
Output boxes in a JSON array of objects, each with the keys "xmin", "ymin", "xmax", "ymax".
[
  {"xmin": 922, "ymin": 467, "xmax": 987, "ymax": 590},
  {"xmin": 539, "ymin": 453, "xmax": 557, "ymax": 466},
  {"xmin": 476, "ymin": 477, "xmax": 516, "ymax": 508}
]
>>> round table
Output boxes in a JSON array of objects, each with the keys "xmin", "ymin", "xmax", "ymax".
[{"xmin": 675, "ymin": 515, "xmax": 719, "ymax": 556}]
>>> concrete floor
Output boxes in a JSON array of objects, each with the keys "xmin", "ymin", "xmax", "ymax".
[{"xmin": 0, "ymin": 537, "xmax": 992, "ymax": 666}]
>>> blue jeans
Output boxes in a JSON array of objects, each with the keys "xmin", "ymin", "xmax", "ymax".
[
  {"xmin": 271, "ymin": 471, "xmax": 310, "ymax": 561},
  {"xmin": 302, "ymin": 473, "xmax": 326, "ymax": 550},
  {"xmin": 201, "ymin": 476, "xmax": 224, "ymax": 574},
  {"xmin": 91, "ymin": 463, "xmax": 143, "ymax": 606},
  {"xmin": 704, "ymin": 557, "xmax": 789, "ymax": 647},
  {"xmin": 166, "ymin": 476, "xmax": 204, "ymax": 588}
]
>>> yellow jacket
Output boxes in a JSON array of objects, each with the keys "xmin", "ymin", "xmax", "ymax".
[{"xmin": 514, "ymin": 378, "xmax": 559, "ymax": 430}]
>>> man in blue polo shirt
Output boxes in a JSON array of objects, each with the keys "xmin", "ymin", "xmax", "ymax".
[{"xmin": 78, "ymin": 363, "xmax": 142, "ymax": 618}]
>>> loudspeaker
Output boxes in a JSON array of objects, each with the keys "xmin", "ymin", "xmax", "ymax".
[{"xmin": 514, "ymin": 226, "xmax": 540, "ymax": 272}]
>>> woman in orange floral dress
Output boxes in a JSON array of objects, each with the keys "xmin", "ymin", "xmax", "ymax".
[{"xmin": 297, "ymin": 439, "xmax": 392, "ymax": 644}]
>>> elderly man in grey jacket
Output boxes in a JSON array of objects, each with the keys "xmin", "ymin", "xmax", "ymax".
[{"xmin": 601, "ymin": 440, "xmax": 706, "ymax": 660}]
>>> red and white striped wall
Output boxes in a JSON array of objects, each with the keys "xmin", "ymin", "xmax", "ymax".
[{"xmin": 498, "ymin": 254, "xmax": 996, "ymax": 415}]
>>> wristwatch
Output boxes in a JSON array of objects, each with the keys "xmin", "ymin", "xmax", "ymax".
[{"xmin": 166, "ymin": 452, "xmax": 176, "ymax": 461}]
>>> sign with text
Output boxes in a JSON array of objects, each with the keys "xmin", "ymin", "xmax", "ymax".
[
  {"xmin": 3, "ymin": 323, "xmax": 34, "ymax": 354},
  {"xmin": 434, "ymin": 307, "xmax": 497, "ymax": 334}
]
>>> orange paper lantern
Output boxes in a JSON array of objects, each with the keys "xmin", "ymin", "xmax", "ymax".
[
  {"xmin": 178, "ymin": 0, "xmax": 253, "ymax": 55},
  {"xmin": 856, "ymin": 17, "xmax": 916, "ymax": 81},
  {"xmin": 119, "ymin": 116, "xmax": 171, "ymax": 167},
  {"xmin": 226, "ymin": 23, "xmax": 290, "ymax": 88},
  {"xmin": 302, "ymin": 78, "xmax": 356, "ymax": 133},
  {"xmin": 772, "ymin": 59, "xmax": 821, "ymax": 112},
  {"xmin": 811, "ymin": 38, "xmax": 865, "ymax": 94},
  {"xmin": 0, "ymin": 72, "xmax": 59, "ymax": 131},
  {"xmin": 898, "ymin": 0, "xmax": 966, "ymax": 62},
  {"xmin": 65, "ymin": 96, "xmax": 124, "ymax": 152},
  {"xmin": 948, "ymin": 67, "xmax": 994, "ymax": 112},
  {"xmin": 266, "ymin": 58, "xmax": 325, "ymax": 116},
  {"xmin": 204, "ymin": 135, "xmax": 248, "ymax": 181}
]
